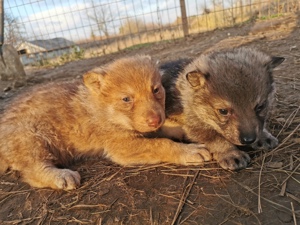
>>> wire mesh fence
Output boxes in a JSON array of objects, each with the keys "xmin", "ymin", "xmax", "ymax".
[{"xmin": 4, "ymin": 0, "xmax": 300, "ymax": 66}]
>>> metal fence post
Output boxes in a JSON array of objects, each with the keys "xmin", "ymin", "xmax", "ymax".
[{"xmin": 180, "ymin": 0, "xmax": 189, "ymax": 37}]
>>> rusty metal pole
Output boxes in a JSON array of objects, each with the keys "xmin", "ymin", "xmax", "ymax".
[{"xmin": 180, "ymin": 0, "xmax": 189, "ymax": 37}]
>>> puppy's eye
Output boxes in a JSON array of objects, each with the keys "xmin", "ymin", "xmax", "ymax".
[
  {"xmin": 256, "ymin": 102, "xmax": 267, "ymax": 113},
  {"xmin": 218, "ymin": 109, "xmax": 229, "ymax": 116},
  {"xmin": 153, "ymin": 86, "xmax": 160, "ymax": 94},
  {"xmin": 122, "ymin": 97, "xmax": 131, "ymax": 102}
]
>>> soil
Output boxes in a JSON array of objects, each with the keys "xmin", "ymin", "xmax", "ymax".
[{"xmin": 0, "ymin": 14, "xmax": 300, "ymax": 225}]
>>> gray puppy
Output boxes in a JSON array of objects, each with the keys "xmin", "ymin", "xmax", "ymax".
[{"xmin": 159, "ymin": 47, "xmax": 284, "ymax": 170}]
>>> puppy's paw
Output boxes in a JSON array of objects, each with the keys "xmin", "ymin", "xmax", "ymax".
[
  {"xmin": 53, "ymin": 169, "xmax": 81, "ymax": 190},
  {"xmin": 215, "ymin": 149, "xmax": 250, "ymax": 171},
  {"xmin": 252, "ymin": 134, "xmax": 278, "ymax": 150},
  {"xmin": 180, "ymin": 143, "xmax": 212, "ymax": 165}
]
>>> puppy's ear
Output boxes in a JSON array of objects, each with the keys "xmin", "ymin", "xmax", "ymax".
[
  {"xmin": 186, "ymin": 70, "xmax": 208, "ymax": 88},
  {"xmin": 266, "ymin": 56, "xmax": 285, "ymax": 70},
  {"xmin": 83, "ymin": 67, "xmax": 106, "ymax": 92}
]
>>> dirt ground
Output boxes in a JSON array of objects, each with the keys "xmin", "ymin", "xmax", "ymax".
[{"xmin": 0, "ymin": 14, "xmax": 299, "ymax": 225}]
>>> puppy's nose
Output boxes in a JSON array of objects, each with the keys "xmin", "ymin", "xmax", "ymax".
[
  {"xmin": 240, "ymin": 134, "xmax": 256, "ymax": 145},
  {"xmin": 147, "ymin": 114, "xmax": 162, "ymax": 128}
]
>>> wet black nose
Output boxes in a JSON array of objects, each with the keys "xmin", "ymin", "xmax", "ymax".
[{"xmin": 240, "ymin": 134, "xmax": 256, "ymax": 145}]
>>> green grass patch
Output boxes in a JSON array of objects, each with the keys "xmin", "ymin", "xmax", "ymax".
[
  {"xmin": 259, "ymin": 13, "xmax": 284, "ymax": 20},
  {"xmin": 124, "ymin": 39, "xmax": 174, "ymax": 51},
  {"xmin": 124, "ymin": 42, "xmax": 153, "ymax": 51}
]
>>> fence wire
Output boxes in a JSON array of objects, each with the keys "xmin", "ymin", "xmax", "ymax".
[{"xmin": 3, "ymin": 0, "xmax": 300, "ymax": 66}]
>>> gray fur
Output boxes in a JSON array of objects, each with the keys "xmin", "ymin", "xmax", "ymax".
[{"xmin": 160, "ymin": 47, "xmax": 284, "ymax": 170}]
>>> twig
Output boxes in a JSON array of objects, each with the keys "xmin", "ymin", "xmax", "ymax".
[
  {"xmin": 280, "ymin": 155, "xmax": 297, "ymax": 196},
  {"xmin": 290, "ymin": 176, "xmax": 300, "ymax": 185},
  {"xmin": 161, "ymin": 172, "xmax": 194, "ymax": 177},
  {"xmin": 150, "ymin": 207, "xmax": 154, "ymax": 225},
  {"xmin": 125, "ymin": 163, "xmax": 170, "ymax": 172},
  {"xmin": 68, "ymin": 217, "xmax": 91, "ymax": 224},
  {"xmin": 267, "ymin": 123, "xmax": 300, "ymax": 157},
  {"xmin": 286, "ymin": 193, "xmax": 300, "ymax": 204},
  {"xmin": 105, "ymin": 168, "xmax": 122, "ymax": 181},
  {"xmin": 1, "ymin": 217, "xmax": 41, "ymax": 224},
  {"xmin": 279, "ymin": 181, "xmax": 287, "ymax": 196},
  {"xmin": 96, "ymin": 218, "xmax": 102, "ymax": 225},
  {"xmin": 290, "ymin": 154, "xmax": 294, "ymax": 170},
  {"xmin": 214, "ymin": 189, "xmax": 262, "ymax": 225},
  {"xmin": 171, "ymin": 170, "xmax": 200, "ymax": 225},
  {"xmin": 258, "ymin": 155, "xmax": 265, "ymax": 213},
  {"xmin": 231, "ymin": 178, "xmax": 299, "ymax": 216},
  {"xmin": 179, "ymin": 209, "xmax": 197, "ymax": 224},
  {"xmin": 158, "ymin": 193, "xmax": 196, "ymax": 209},
  {"xmin": 281, "ymin": 162, "xmax": 300, "ymax": 186},
  {"xmin": 0, "ymin": 190, "xmax": 31, "ymax": 204},
  {"xmin": 161, "ymin": 166, "xmax": 221, "ymax": 172},
  {"xmin": 291, "ymin": 202, "xmax": 297, "ymax": 225},
  {"xmin": 276, "ymin": 106, "xmax": 299, "ymax": 137},
  {"xmin": 68, "ymin": 204, "xmax": 107, "ymax": 210}
]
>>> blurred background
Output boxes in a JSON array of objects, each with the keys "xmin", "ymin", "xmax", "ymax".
[{"xmin": 4, "ymin": 0, "xmax": 300, "ymax": 66}]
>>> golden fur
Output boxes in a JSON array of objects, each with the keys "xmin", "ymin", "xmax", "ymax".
[{"xmin": 0, "ymin": 55, "xmax": 211, "ymax": 190}]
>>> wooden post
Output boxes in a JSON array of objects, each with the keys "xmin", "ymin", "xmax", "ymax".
[
  {"xmin": 180, "ymin": 0, "xmax": 189, "ymax": 37},
  {"xmin": 0, "ymin": 0, "xmax": 4, "ymax": 48}
]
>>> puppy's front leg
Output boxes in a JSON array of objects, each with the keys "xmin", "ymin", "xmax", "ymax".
[
  {"xmin": 206, "ymin": 135, "xmax": 250, "ymax": 171},
  {"xmin": 103, "ymin": 137, "xmax": 212, "ymax": 166},
  {"xmin": 251, "ymin": 128, "xmax": 278, "ymax": 150}
]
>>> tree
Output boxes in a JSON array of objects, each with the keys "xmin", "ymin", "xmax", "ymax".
[
  {"xmin": 119, "ymin": 18, "xmax": 147, "ymax": 35},
  {"xmin": 87, "ymin": 1, "xmax": 113, "ymax": 38},
  {"xmin": 4, "ymin": 13, "xmax": 24, "ymax": 46}
]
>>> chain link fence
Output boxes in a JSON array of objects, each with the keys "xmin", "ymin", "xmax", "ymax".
[{"xmin": 4, "ymin": 0, "xmax": 300, "ymax": 66}]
